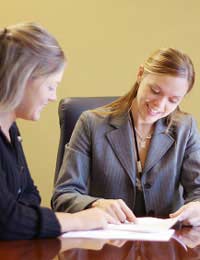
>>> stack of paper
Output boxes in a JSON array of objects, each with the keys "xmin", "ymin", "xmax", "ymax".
[{"xmin": 62, "ymin": 217, "xmax": 179, "ymax": 242}]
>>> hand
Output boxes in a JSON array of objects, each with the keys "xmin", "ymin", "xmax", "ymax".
[
  {"xmin": 91, "ymin": 198, "xmax": 136, "ymax": 223},
  {"xmin": 170, "ymin": 201, "xmax": 200, "ymax": 226},
  {"xmin": 56, "ymin": 207, "xmax": 117, "ymax": 233}
]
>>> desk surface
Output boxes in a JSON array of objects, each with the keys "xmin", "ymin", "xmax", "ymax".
[{"xmin": 0, "ymin": 228, "xmax": 200, "ymax": 260}]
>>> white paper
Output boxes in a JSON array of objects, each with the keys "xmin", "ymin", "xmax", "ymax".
[
  {"xmin": 62, "ymin": 217, "xmax": 177, "ymax": 241},
  {"xmin": 62, "ymin": 229, "xmax": 174, "ymax": 241},
  {"xmin": 107, "ymin": 216, "xmax": 179, "ymax": 233}
]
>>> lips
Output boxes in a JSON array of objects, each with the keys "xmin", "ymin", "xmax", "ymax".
[{"xmin": 147, "ymin": 104, "xmax": 161, "ymax": 116}]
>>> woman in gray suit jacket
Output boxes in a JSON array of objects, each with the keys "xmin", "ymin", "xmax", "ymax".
[{"xmin": 52, "ymin": 48, "xmax": 200, "ymax": 226}]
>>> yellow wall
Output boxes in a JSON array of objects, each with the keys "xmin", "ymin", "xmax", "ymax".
[{"xmin": 2, "ymin": 1, "xmax": 200, "ymax": 206}]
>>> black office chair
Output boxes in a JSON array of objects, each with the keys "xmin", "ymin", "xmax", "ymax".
[{"xmin": 54, "ymin": 96, "xmax": 118, "ymax": 184}]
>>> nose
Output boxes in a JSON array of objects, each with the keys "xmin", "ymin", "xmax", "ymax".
[
  {"xmin": 49, "ymin": 91, "xmax": 57, "ymax": 102},
  {"xmin": 153, "ymin": 97, "xmax": 166, "ymax": 111}
]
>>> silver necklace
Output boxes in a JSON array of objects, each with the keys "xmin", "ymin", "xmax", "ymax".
[{"xmin": 134, "ymin": 127, "xmax": 152, "ymax": 148}]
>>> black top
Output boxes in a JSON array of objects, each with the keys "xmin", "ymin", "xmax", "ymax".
[
  {"xmin": 133, "ymin": 188, "xmax": 146, "ymax": 217},
  {"xmin": 0, "ymin": 123, "xmax": 61, "ymax": 240}
]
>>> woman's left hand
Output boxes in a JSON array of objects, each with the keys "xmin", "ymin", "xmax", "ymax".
[{"xmin": 170, "ymin": 201, "xmax": 200, "ymax": 226}]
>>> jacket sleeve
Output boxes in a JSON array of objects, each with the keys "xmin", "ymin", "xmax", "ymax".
[
  {"xmin": 0, "ymin": 164, "xmax": 61, "ymax": 240},
  {"xmin": 181, "ymin": 116, "xmax": 200, "ymax": 203},
  {"xmin": 52, "ymin": 111, "xmax": 100, "ymax": 213}
]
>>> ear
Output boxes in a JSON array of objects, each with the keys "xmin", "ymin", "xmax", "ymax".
[{"xmin": 136, "ymin": 65, "xmax": 144, "ymax": 84}]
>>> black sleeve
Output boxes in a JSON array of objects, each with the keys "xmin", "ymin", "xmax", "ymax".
[
  {"xmin": 0, "ymin": 164, "xmax": 61, "ymax": 240},
  {"xmin": 17, "ymin": 166, "xmax": 41, "ymax": 207},
  {"xmin": 12, "ymin": 123, "xmax": 41, "ymax": 207},
  {"xmin": 0, "ymin": 123, "xmax": 61, "ymax": 240}
]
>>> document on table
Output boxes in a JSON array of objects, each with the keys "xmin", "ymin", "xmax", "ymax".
[
  {"xmin": 62, "ymin": 217, "xmax": 179, "ymax": 241},
  {"xmin": 107, "ymin": 216, "xmax": 179, "ymax": 233}
]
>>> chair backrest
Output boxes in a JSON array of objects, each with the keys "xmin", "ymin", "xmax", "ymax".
[{"xmin": 54, "ymin": 96, "xmax": 118, "ymax": 183}]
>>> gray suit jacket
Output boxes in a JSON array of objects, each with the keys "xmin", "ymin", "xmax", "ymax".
[{"xmin": 52, "ymin": 110, "xmax": 200, "ymax": 217}]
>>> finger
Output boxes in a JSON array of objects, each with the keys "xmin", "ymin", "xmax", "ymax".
[
  {"xmin": 118, "ymin": 199, "xmax": 136, "ymax": 222},
  {"xmin": 105, "ymin": 212, "xmax": 120, "ymax": 225},
  {"xmin": 169, "ymin": 206, "xmax": 185, "ymax": 218},
  {"xmin": 106, "ymin": 206, "xmax": 122, "ymax": 223},
  {"xmin": 93, "ymin": 199, "xmax": 120, "ymax": 222},
  {"xmin": 111, "ymin": 203, "xmax": 127, "ymax": 223},
  {"xmin": 104, "ymin": 201, "xmax": 127, "ymax": 223},
  {"xmin": 183, "ymin": 216, "xmax": 200, "ymax": 227},
  {"xmin": 175, "ymin": 208, "xmax": 193, "ymax": 223}
]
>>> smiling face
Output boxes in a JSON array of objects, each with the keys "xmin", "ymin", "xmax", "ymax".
[
  {"xmin": 132, "ymin": 66, "xmax": 189, "ymax": 125},
  {"xmin": 15, "ymin": 68, "xmax": 64, "ymax": 121}
]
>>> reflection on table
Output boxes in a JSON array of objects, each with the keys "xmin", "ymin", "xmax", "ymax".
[{"xmin": 1, "ymin": 227, "xmax": 200, "ymax": 260}]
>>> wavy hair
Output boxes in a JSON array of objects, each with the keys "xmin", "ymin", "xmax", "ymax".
[{"xmin": 97, "ymin": 48, "xmax": 195, "ymax": 125}]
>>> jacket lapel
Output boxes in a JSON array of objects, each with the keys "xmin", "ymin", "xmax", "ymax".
[
  {"xmin": 106, "ymin": 113, "xmax": 137, "ymax": 183},
  {"xmin": 143, "ymin": 119, "xmax": 175, "ymax": 174},
  {"xmin": 105, "ymin": 113, "xmax": 175, "ymax": 182}
]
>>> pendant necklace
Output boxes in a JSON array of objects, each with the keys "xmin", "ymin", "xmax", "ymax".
[{"xmin": 134, "ymin": 127, "xmax": 152, "ymax": 149}]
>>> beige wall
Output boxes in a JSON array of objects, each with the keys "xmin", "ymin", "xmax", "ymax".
[{"xmin": 2, "ymin": 1, "xmax": 200, "ymax": 206}]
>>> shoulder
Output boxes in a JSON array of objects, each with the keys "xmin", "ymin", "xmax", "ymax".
[
  {"xmin": 174, "ymin": 112, "xmax": 198, "ymax": 131},
  {"xmin": 169, "ymin": 113, "xmax": 200, "ymax": 145},
  {"xmin": 78, "ymin": 109, "xmax": 113, "ymax": 127},
  {"xmin": 70, "ymin": 109, "xmax": 112, "ymax": 141},
  {"xmin": 76, "ymin": 110, "xmax": 129, "ymax": 136}
]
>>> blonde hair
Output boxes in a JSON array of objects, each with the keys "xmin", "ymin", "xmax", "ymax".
[
  {"xmin": 0, "ymin": 22, "xmax": 66, "ymax": 112},
  {"xmin": 98, "ymin": 48, "xmax": 195, "ymax": 124}
]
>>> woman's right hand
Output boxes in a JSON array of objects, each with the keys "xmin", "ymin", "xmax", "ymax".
[
  {"xmin": 91, "ymin": 198, "xmax": 136, "ymax": 223},
  {"xmin": 56, "ymin": 207, "xmax": 118, "ymax": 233}
]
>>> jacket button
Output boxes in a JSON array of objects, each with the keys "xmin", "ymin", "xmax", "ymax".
[{"xmin": 144, "ymin": 183, "xmax": 151, "ymax": 189}]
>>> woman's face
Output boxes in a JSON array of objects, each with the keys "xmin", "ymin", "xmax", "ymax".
[
  {"xmin": 15, "ymin": 68, "xmax": 64, "ymax": 121},
  {"xmin": 134, "ymin": 67, "xmax": 189, "ymax": 125}
]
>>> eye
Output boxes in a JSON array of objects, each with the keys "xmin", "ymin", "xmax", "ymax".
[
  {"xmin": 151, "ymin": 86, "xmax": 160, "ymax": 94},
  {"xmin": 169, "ymin": 98, "xmax": 179, "ymax": 104},
  {"xmin": 48, "ymin": 86, "xmax": 55, "ymax": 91}
]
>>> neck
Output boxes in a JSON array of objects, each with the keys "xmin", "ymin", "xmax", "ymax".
[
  {"xmin": 0, "ymin": 111, "xmax": 16, "ymax": 140},
  {"xmin": 131, "ymin": 100, "xmax": 154, "ymax": 135}
]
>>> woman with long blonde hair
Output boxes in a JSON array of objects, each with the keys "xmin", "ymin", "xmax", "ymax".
[{"xmin": 53, "ymin": 47, "xmax": 200, "ymax": 226}]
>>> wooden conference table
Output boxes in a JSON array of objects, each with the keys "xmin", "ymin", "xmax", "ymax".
[{"xmin": 0, "ymin": 227, "xmax": 200, "ymax": 260}]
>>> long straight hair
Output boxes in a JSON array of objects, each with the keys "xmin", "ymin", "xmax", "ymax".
[{"xmin": 95, "ymin": 48, "xmax": 195, "ymax": 127}]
